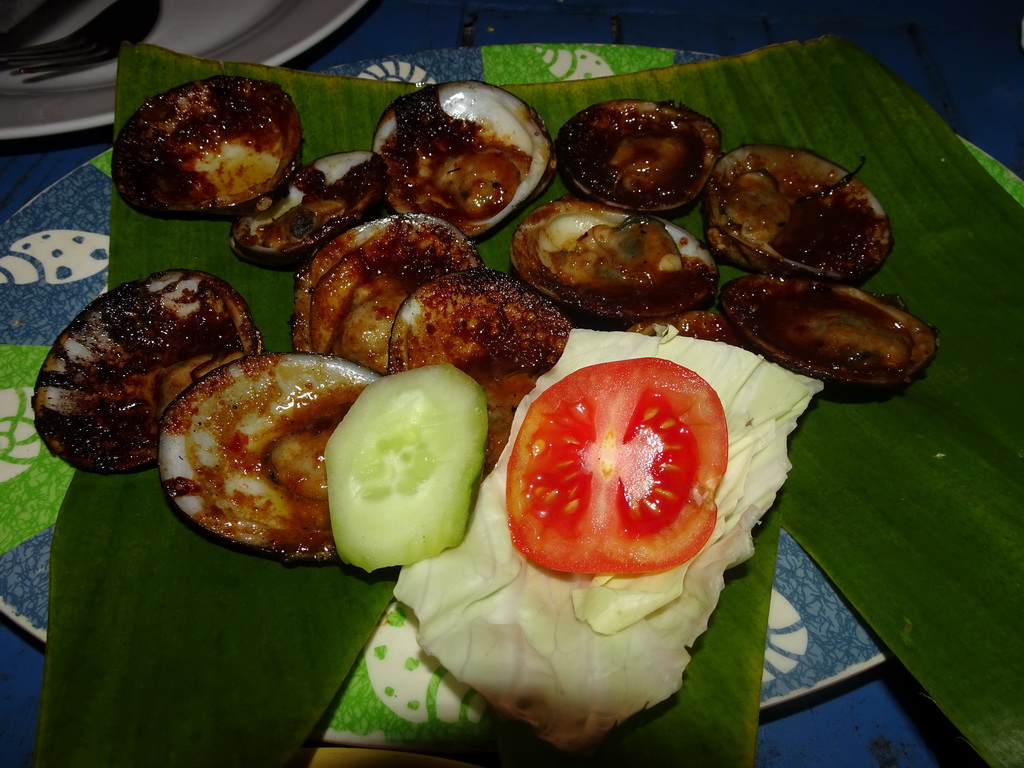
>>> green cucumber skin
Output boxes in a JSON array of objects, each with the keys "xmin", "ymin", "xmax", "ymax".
[{"xmin": 325, "ymin": 364, "xmax": 488, "ymax": 572}]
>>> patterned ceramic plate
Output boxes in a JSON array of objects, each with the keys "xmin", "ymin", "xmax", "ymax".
[{"xmin": 5, "ymin": 43, "xmax": 1017, "ymax": 752}]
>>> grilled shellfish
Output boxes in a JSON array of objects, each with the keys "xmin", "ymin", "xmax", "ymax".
[
  {"xmin": 112, "ymin": 76, "xmax": 302, "ymax": 215},
  {"xmin": 159, "ymin": 352, "xmax": 377, "ymax": 562},
  {"xmin": 372, "ymin": 81, "xmax": 555, "ymax": 237},
  {"xmin": 33, "ymin": 270, "xmax": 261, "ymax": 474},
  {"xmin": 703, "ymin": 144, "xmax": 892, "ymax": 282},
  {"xmin": 293, "ymin": 213, "xmax": 483, "ymax": 374},
  {"xmin": 230, "ymin": 151, "xmax": 386, "ymax": 268},
  {"xmin": 720, "ymin": 274, "xmax": 937, "ymax": 388},
  {"xmin": 556, "ymin": 99, "xmax": 720, "ymax": 212},
  {"xmin": 510, "ymin": 197, "xmax": 718, "ymax": 323}
]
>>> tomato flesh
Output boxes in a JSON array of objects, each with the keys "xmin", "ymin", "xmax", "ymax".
[
  {"xmin": 617, "ymin": 388, "xmax": 701, "ymax": 538},
  {"xmin": 507, "ymin": 357, "xmax": 728, "ymax": 574}
]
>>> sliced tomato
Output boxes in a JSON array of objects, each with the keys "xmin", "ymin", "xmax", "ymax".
[{"xmin": 506, "ymin": 357, "xmax": 728, "ymax": 574}]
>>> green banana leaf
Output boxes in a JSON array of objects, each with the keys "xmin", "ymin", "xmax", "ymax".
[
  {"xmin": 34, "ymin": 35, "xmax": 1024, "ymax": 768},
  {"xmin": 36, "ymin": 471, "xmax": 397, "ymax": 767}
]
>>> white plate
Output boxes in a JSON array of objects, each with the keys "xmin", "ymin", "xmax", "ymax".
[{"xmin": 0, "ymin": 0, "xmax": 371, "ymax": 139}]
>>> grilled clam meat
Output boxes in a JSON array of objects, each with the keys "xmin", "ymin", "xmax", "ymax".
[
  {"xmin": 112, "ymin": 76, "xmax": 302, "ymax": 214},
  {"xmin": 629, "ymin": 310, "xmax": 742, "ymax": 346},
  {"xmin": 388, "ymin": 268, "xmax": 574, "ymax": 470},
  {"xmin": 293, "ymin": 213, "xmax": 483, "ymax": 374},
  {"xmin": 720, "ymin": 274, "xmax": 937, "ymax": 388},
  {"xmin": 371, "ymin": 81, "xmax": 555, "ymax": 237},
  {"xmin": 33, "ymin": 270, "xmax": 261, "ymax": 474},
  {"xmin": 231, "ymin": 151, "xmax": 387, "ymax": 269},
  {"xmin": 703, "ymin": 145, "xmax": 892, "ymax": 282},
  {"xmin": 160, "ymin": 353, "xmax": 378, "ymax": 562},
  {"xmin": 556, "ymin": 99, "xmax": 720, "ymax": 212},
  {"xmin": 510, "ymin": 197, "xmax": 717, "ymax": 323}
]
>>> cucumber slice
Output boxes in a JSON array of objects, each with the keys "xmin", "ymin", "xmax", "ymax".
[{"xmin": 325, "ymin": 364, "xmax": 488, "ymax": 571}]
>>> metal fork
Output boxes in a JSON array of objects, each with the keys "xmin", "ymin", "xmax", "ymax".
[{"xmin": 0, "ymin": 0, "xmax": 160, "ymax": 74}]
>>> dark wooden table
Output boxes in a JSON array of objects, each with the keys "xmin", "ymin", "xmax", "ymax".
[{"xmin": 1, "ymin": 1, "xmax": 1020, "ymax": 765}]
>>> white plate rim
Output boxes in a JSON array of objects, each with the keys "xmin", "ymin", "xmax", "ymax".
[{"xmin": 0, "ymin": 0, "xmax": 371, "ymax": 140}]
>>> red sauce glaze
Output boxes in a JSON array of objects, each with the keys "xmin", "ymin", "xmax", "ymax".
[
  {"xmin": 112, "ymin": 76, "xmax": 302, "ymax": 212},
  {"xmin": 375, "ymin": 84, "xmax": 541, "ymax": 235},
  {"xmin": 768, "ymin": 179, "xmax": 889, "ymax": 277},
  {"xmin": 33, "ymin": 270, "xmax": 261, "ymax": 474},
  {"xmin": 721, "ymin": 275, "xmax": 937, "ymax": 387},
  {"xmin": 556, "ymin": 100, "xmax": 720, "ymax": 211}
]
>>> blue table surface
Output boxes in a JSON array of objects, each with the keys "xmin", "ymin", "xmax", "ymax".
[{"xmin": 1, "ymin": 1, "xmax": 1020, "ymax": 766}]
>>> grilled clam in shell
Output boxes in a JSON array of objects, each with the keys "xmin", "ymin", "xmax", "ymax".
[
  {"xmin": 159, "ymin": 353, "xmax": 378, "ymax": 562},
  {"xmin": 33, "ymin": 270, "xmax": 261, "ymax": 474},
  {"xmin": 511, "ymin": 197, "xmax": 718, "ymax": 323},
  {"xmin": 230, "ymin": 151, "xmax": 387, "ymax": 269},
  {"xmin": 372, "ymin": 81, "xmax": 555, "ymax": 237},
  {"xmin": 720, "ymin": 274, "xmax": 937, "ymax": 388},
  {"xmin": 703, "ymin": 144, "xmax": 892, "ymax": 282},
  {"xmin": 112, "ymin": 76, "xmax": 302, "ymax": 215},
  {"xmin": 556, "ymin": 99, "xmax": 720, "ymax": 212},
  {"xmin": 293, "ymin": 213, "xmax": 483, "ymax": 374}
]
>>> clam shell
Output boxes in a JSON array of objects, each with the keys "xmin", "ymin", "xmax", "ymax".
[
  {"xmin": 159, "ymin": 352, "xmax": 378, "ymax": 562},
  {"xmin": 720, "ymin": 274, "xmax": 937, "ymax": 388},
  {"xmin": 510, "ymin": 197, "xmax": 718, "ymax": 323},
  {"xmin": 112, "ymin": 76, "xmax": 302, "ymax": 215},
  {"xmin": 372, "ymin": 81, "xmax": 555, "ymax": 237},
  {"xmin": 556, "ymin": 99, "xmax": 720, "ymax": 211},
  {"xmin": 703, "ymin": 144, "xmax": 892, "ymax": 282},
  {"xmin": 33, "ymin": 269, "xmax": 261, "ymax": 474}
]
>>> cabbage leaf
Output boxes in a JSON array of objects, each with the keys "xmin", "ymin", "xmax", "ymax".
[{"xmin": 395, "ymin": 329, "xmax": 820, "ymax": 751}]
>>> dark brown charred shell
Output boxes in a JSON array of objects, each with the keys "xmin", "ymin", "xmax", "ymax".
[
  {"xmin": 556, "ymin": 99, "xmax": 721, "ymax": 212},
  {"xmin": 371, "ymin": 81, "xmax": 555, "ymax": 237},
  {"xmin": 159, "ymin": 353, "xmax": 377, "ymax": 563},
  {"xmin": 628, "ymin": 310, "xmax": 743, "ymax": 346},
  {"xmin": 292, "ymin": 213, "xmax": 483, "ymax": 374},
  {"xmin": 112, "ymin": 76, "xmax": 302, "ymax": 214},
  {"xmin": 33, "ymin": 270, "xmax": 262, "ymax": 474},
  {"xmin": 230, "ymin": 151, "xmax": 387, "ymax": 269},
  {"xmin": 510, "ymin": 197, "xmax": 718, "ymax": 323},
  {"xmin": 703, "ymin": 145, "xmax": 892, "ymax": 282},
  {"xmin": 388, "ymin": 267, "xmax": 575, "ymax": 470},
  {"xmin": 719, "ymin": 274, "xmax": 937, "ymax": 388}
]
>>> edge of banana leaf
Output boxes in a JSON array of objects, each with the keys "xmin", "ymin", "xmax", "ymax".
[{"xmin": 33, "ymin": 34, "xmax": 1024, "ymax": 768}]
